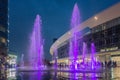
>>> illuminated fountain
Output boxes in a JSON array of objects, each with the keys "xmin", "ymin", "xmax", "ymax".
[
  {"xmin": 82, "ymin": 42, "xmax": 87, "ymax": 69},
  {"xmin": 91, "ymin": 43, "xmax": 99, "ymax": 70},
  {"xmin": 54, "ymin": 48, "xmax": 58, "ymax": 70},
  {"xmin": 28, "ymin": 14, "xmax": 44, "ymax": 69},
  {"xmin": 20, "ymin": 54, "xmax": 24, "ymax": 67},
  {"xmin": 68, "ymin": 3, "xmax": 101, "ymax": 71},
  {"xmin": 69, "ymin": 3, "xmax": 80, "ymax": 69}
]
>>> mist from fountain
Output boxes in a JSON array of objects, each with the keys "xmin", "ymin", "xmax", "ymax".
[{"xmin": 28, "ymin": 15, "xmax": 44, "ymax": 69}]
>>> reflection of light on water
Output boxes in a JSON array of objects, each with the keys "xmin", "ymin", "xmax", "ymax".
[
  {"xmin": 75, "ymin": 64, "xmax": 77, "ymax": 70},
  {"xmin": 7, "ymin": 68, "xmax": 16, "ymax": 79},
  {"xmin": 8, "ymin": 68, "xmax": 16, "ymax": 71},
  {"xmin": 57, "ymin": 71, "xmax": 101, "ymax": 80}
]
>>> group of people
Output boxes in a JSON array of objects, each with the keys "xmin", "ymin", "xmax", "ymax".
[
  {"xmin": 103, "ymin": 60, "xmax": 117, "ymax": 68},
  {"xmin": 57, "ymin": 60, "xmax": 118, "ymax": 70}
]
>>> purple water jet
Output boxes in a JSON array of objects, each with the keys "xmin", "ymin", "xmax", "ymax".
[
  {"xmin": 69, "ymin": 3, "xmax": 80, "ymax": 69},
  {"xmin": 70, "ymin": 3, "xmax": 80, "ymax": 28},
  {"xmin": 21, "ymin": 54, "xmax": 24, "ymax": 67},
  {"xmin": 28, "ymin": 15, "xmax": 44, "ymax": 68},
  {"xmin": 54, "ymin": 48, "xmax": 58, "ymax": 70},
  {"xmin": 91, "ymin": 43, "xmax": 96, "ymax": 69},
  {"xmin": 82, "ymin": 42, "xmax": 87, "ymax": 68}
]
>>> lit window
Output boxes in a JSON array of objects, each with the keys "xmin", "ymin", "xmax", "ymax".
[{"xmin": 0, "ymin": 37, "xmax": 6, "ymax": 43}]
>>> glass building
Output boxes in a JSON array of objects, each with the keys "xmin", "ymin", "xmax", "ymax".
[{"xmin": 0, "ymin": 0, "xmax": 8, "ymax": 56}]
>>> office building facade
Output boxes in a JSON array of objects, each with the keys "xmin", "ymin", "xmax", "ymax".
[{"xmin": 0, "ymin": 0, "xmax": 8, "ymax": 56}]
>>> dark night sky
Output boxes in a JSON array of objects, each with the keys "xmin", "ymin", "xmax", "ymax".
[{"xmin": 9, "ymin": 0, "xmax": 120, "ymax": 61}]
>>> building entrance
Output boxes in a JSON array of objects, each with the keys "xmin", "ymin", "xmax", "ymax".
[{"xmin": 111, "ymin": 55, "xmax": 120, "ymax": 67}]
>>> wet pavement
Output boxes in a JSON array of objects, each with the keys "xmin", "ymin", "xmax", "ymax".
[{"xmin": 1, "ymin": 67, "xmax": 120, "ymax": 80}]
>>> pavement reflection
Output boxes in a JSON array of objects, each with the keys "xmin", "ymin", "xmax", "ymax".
[{"xmin": 1, "ymin": 67, "xmax": 120, "ymax": 80}]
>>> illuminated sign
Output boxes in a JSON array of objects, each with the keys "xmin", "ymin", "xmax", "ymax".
[{"xmin": 100, "ymin": 47, "xmax": 118, "ymax": 52}]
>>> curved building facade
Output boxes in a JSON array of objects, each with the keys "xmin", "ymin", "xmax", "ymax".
[{"xmin": 50, "ymin": 2, "xmax": 120, "ymax": 66}]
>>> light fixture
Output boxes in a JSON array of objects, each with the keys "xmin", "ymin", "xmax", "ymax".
[{"xmin": 94, "ymin": 16, "xmax": 98, "ymax": 20}]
